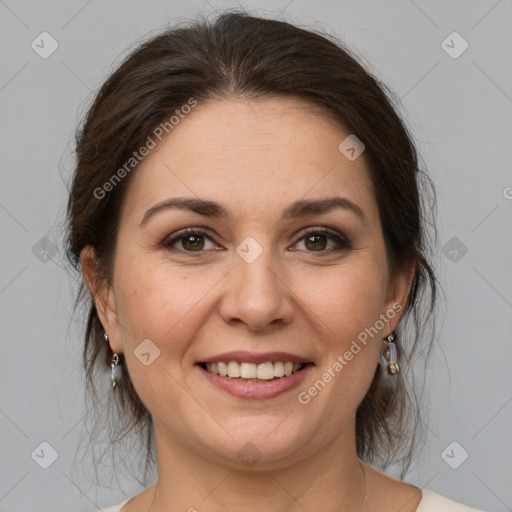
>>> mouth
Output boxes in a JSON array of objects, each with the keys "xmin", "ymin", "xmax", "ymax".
[
  {"xmin": 197, "ymin": 360, "xmax": 312, "ymax": 382},
  {"xmin": 195, "ymin": 353, "xmax": 314, "ymax": 399}
]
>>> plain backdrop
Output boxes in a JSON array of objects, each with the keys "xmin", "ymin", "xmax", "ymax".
[{"xmin": 0, "ymin": 1, "xmax": 511, "ymax": 511}]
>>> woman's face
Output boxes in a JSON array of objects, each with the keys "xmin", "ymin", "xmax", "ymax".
[{"xmin": 87, "ymin": 97, "xmax": 412, "ymax": 469}]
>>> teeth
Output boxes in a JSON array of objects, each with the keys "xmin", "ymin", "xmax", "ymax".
[
  {"xmin": 204, "ymin": 361, "xmax": 305, "ymax": 380},
  {"xmin": 218, "ymin": 362, "xmax": 228, "ymax": 377},
  {"xmin": 256, "ymin": 362, "xmax": 274, "ymax": 380},
  {"xmin": 240, "ymin": 362, "xmax": 256, "ymax": 379},
  {"xmin": 227, "ymin": 361, "xmax": 241, "ymax": 378},
  {"xmin": 274, "ymin": 361, "xmax": 285, "ymax": 377}
]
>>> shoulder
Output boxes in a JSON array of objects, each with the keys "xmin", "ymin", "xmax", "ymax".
[
  {"xmin": 98, "ymin": 498, "xmax": 130, "ymax": 512},
  {"xmin": 418, "ymin": 489, "xmax": 487, "ymax": 511},
  {"xmin": 97, "ymin": 489, "xmax": 487, "ymax": 512}
]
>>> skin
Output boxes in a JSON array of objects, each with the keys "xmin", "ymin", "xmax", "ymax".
[{"xmin": 82, "ymin": 97, "xmax": 421, "ymax": 511}]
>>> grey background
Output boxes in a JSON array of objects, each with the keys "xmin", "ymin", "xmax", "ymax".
[{"xmin": 1, "ymin": 0, "xmax": 511, "ymax": 511}]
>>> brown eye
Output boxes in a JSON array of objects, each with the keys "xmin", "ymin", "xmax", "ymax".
[
  {"xmin": 304, "ymin": 233, "xmax": 328, "ymax": 251},
  {"xmin": 294, "ymin": 229, "xmax": 351, "ymax": 254},
  {"xmin": 162, "ymin": 228, "xmax": 216, "ymax": 254},
  {"xmin": 181, "ymin": 234, "xmax": 205, "ymax": 251}
]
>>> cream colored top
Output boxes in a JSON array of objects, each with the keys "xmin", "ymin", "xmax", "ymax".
[{"xmin": 100, "ymin": 489, "xmax": 486, "ymax": 511}]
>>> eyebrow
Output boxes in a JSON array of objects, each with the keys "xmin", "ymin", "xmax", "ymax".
[{"xmin": 139, "ymin": 196, "xmax": 367, "ymax": 227}]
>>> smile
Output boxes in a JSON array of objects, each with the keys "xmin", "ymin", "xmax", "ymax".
[
  {"xmin": 203, "ymin": 361, "xmax": 304, "ymax": 381},
  {"xmin": 196, "ymin": 360, "xmax": 314, "ymax": 400}
]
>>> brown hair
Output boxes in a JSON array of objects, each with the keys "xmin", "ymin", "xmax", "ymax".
[{"xmin": 65, "ymin": 9, "xmax": 438, "ymax": 484}]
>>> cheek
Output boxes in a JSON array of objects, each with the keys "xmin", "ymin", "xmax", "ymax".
[
  {"xmin": 294, "ymin": 267, "xmax": 385, "ymax": 420},
  {"xmin": 301, "ymin": 261, "xmax": 387, "ymax": 341},
  {"xmin": 113, "ymin": 255, "xmax": 220, "ymax": 351},
  {"xmin": 112, "ymin": 258, "xmax": 205, "ymax": 413}
]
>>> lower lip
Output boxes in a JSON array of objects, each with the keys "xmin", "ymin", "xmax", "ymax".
[{"xmin": 197, "ymin": 364, "xmax": 313, "ymax": 400}]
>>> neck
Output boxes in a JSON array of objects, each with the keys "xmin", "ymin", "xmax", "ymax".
[{"xmin": 147, "ymin": 420, "xmax": 368, "ymax": 512}]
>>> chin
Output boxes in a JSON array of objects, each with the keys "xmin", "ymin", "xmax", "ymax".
[{"xmin": 195, "ymin": 418, "xmax": 314, "ymax": 469}]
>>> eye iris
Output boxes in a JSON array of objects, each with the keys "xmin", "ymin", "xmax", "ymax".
[
  {"xmin": 183, "ymin": 235, "xmax": 204, "ymax": 251},
  {"xmin": 305, "ymin": 234, "xmax": 327, "ymax": 251}
]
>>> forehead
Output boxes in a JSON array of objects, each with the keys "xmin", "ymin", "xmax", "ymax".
[{"xmin": 121, "ymin": 97, "xmax": 377, "ymax": 224}]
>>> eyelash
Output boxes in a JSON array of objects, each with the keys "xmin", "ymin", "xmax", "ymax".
[{"xmin": 161, "ymin": 227, "xmax": 352, "ymax": 257}]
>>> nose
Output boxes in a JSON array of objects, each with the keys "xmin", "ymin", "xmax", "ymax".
[{"xmin": 219, "ymin": 246, "xmax": 294, "ymax": 332}]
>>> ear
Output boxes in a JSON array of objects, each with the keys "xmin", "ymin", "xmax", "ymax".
[
  {"xmin": 80, "ymin": 245, "xmax": 123, "ymax": 354},
  {"xmin": 384, "ymin": 258, "xmax": 415, "ymax": 333}
]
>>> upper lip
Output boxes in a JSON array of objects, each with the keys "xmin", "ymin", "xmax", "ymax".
[{"xmin": 197, "ymin": 351, "xmax": 313, "ymax": 364}]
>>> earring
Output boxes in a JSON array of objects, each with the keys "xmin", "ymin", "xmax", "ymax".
[
  {"xmin": 104, "ymin": 331, "xmax": 120, "ymax": 388},
  {"xmin": 110, "ymin": 352, "xmax": 120, "ymax": 388},
  {"xmin": 381, "ymin": 332, "xmax": 400, "ymax": 375}
]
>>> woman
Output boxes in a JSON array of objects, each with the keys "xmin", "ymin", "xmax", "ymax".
[{"xmin": 65, "ymin": 10, "xmax": 486, "ymax": 512}]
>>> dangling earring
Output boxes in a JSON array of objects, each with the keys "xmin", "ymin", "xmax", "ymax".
[
  {"xmin": 104, "ymin": 331, "xmax": 120, "ymax": 388},
  {"xmin": 381, "ymin": 332, "xmax": 400, "ymax": 375},
  {"xmin": 110, "ymin": 352, "xmax": 119, "ymax": 388}
]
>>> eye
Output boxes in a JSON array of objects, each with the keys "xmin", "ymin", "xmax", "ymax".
[
  {"xmin": 162, "ymin": 227, "xmax": 351, "ymax": 256},
  {"xmin": 292, "ymin": 228, "xmax": 351, "ymax": 254},
  {"xmin": 162, "ymin": 228, "xmax": 217, "ymax": 254}
]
